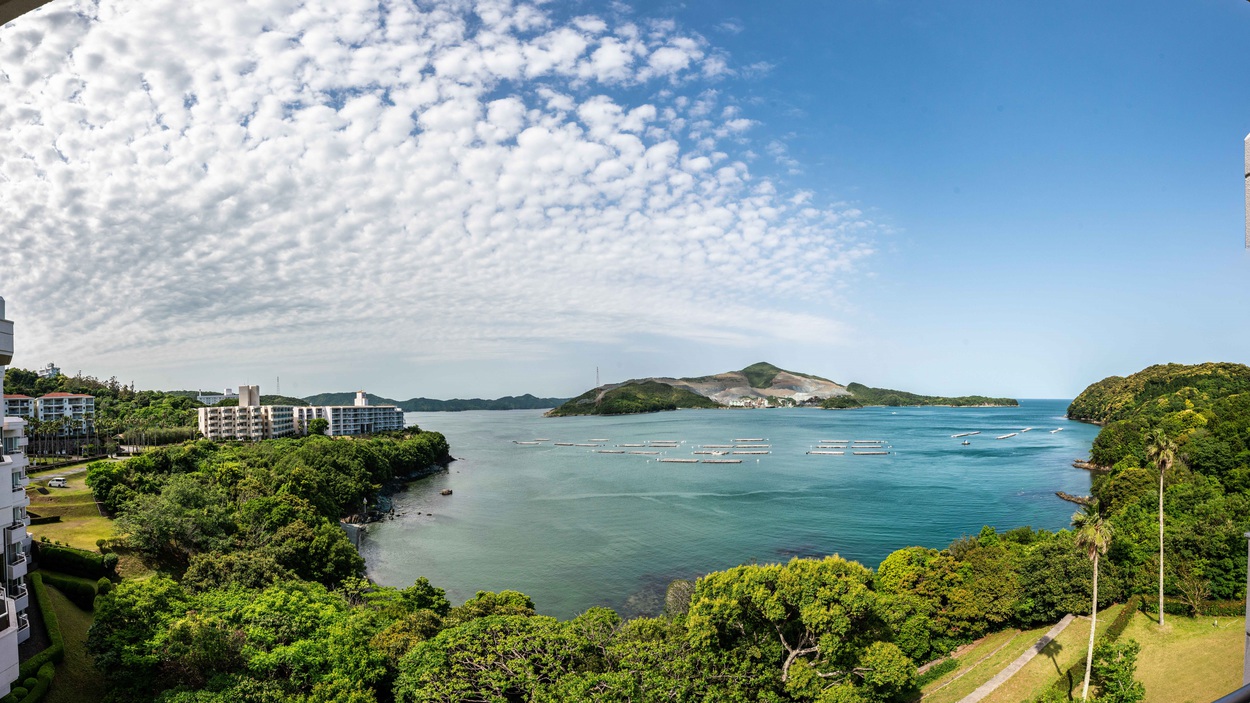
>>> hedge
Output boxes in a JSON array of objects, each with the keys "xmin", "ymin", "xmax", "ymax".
[
  {"xmin": 17, "ymin": 574, "xmax": 63, "ymax": 681},
  {"xmin": 1050, "ymin": 596, "xmax": 1140, "ymax": 696},
  {"xmin": 26, "ymin": 517, "xmax": 60, "ymax": 526},
  {"xmin": 916, "ymin": 657, "xmax": 961, "ymax": 688},
  {"xmin": 38, "ymin": 571, "xmax": 98, "ymax": 611},
  {"xmin": 1140, "ymin": 597, "xmax": 1245, "ymax": 618},
  {"xmin": 12, "ymin": 662, "xmax": 54, "ymax": 703},
  {"xmin": 32, "ymin": 543, "xmax": 104, "ymax": 579}
]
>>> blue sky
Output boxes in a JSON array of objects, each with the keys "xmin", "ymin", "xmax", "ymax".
[{"xmin": 1, "ymin": 0, "xmax": 1247, "ymax": 399}]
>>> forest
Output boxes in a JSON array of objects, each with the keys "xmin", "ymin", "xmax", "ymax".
[{"xmin": 58, "ymin": 361, "xmax": 1250, "ymax": 702}]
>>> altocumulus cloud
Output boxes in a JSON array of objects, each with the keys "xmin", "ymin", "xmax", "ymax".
[{"xmin": 0, "ymin": 0, "xmax": 877, "ymax": 377}]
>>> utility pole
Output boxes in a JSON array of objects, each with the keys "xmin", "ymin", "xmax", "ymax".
[{"xmin": 596, "ymin": 367, "xmax": 600, "ymax": 388}]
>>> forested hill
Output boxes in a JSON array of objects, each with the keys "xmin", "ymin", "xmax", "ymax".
[
  {"xmin": 548, "ymin": 361, "xmax": 1016, "ymax": 416},
  {"xmin": 1067, "ymin": 362, "xmax": 1250, "ymax": 425},
  {"xmin": 828, "ymin": 383, "xmax": 1018, "ymax": 408},
  {"xmin": 303, "ymin": 392, "xmax": 569, "ymax": 411}
]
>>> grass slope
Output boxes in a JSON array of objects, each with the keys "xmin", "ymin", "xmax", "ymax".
[
  {"xmin": 547, "ymin": 381, "xmax": 722, "ymax": 416},
  {"xmin": 983, "ymin": 604, "xmax": 1123, "ymax": 703},
  {"xmin": 1115, "ymin": 612, "xmax": 1243, "ymax": 703},
  {"xmin": 43, "ymin": 582, "xmax": 106, "ymax": 703},
  {"xmin": 27, "ymin": 472, "xmax": 114, "ymax": 552}
]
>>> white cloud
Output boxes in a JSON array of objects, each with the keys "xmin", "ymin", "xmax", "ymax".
[{"xmin": 0, "ymin": 0, "xmax": 877, "ymax": 389}]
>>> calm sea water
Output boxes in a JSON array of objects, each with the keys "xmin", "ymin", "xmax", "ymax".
[{"xmin": 360, "ymin": 401, "xmax": 1096, "ymax": 619}]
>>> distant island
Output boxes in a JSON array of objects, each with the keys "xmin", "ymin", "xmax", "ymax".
[
  {"xmin": 302, "ymin": 392, "xmax": 569, "ymax": 412},
  {"xmin": 546, "ymin": 362, "xmax": 1017, "ymax": 416}
]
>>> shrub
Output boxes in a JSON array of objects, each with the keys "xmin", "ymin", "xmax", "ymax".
[
  {"xmin": 96, "ymin": 577, "xmax": 113, "ymax": 596},
  {"xmin": 102, "ymin": 552, "xmax": 119, "ymax": 573},
  {"xmin": 916, "ymin": 657, "xmax": 960, "ymax": 688},
  {"xmin": 34, "ymin": 543, "xmax": 105, "ymax": 578},
  {"xmin": 1140, "ymin": 597, "xmax": 1244, "ymax": 618},
  {"xmin": 96, "ymin": 539, "xmax": 106, "ymax": 552},
  {"xmin": 18, "ymin": 574, "xmax": 63, "ymax": 681},
  {"xmin": 40, "ymin": 571, "xmax": 99, "ymax": 611},
  {"xmin": 20, "ymin": 680, "xmax": 34, "ymax": 690},
  {"xmin": 8, "ymin": 690, "xmax": 25, "ymax": 700}
]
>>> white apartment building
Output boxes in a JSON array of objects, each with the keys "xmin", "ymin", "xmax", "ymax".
[
  {"xmin": 197, "ymin": 386, "xmax": 296, "ymax": 441},
  {"xmin": 203, "ymin": 389, "xmax": 403, "ymax": 440},
  {"xmin": 34, "ymin": 392, "xmax": 95, "ymax": 435},
  {"xmin": 2, "ymin": 396, "xmax": 32, "ymax": 420},
  {"xmin": 0, "ymin": 297, "xmax": 35, "ymax": 697},
  {"xmin": 294, "ymin": 391, "xmax": 405, "ymax": 436}
]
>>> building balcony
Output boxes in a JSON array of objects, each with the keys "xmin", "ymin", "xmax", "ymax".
[{"xmin": 6, "ymin": 527, "xmax": 23, "ymax": 545}]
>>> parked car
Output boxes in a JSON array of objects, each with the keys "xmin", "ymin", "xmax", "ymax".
[{"xmin": 47, "ymin": 477, "xmax": 67, "ymax": 488}]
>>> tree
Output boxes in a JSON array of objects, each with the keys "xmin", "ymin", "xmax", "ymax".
[
  {"xmin": 308, "ymin": 417, "xmax": 330, "ymax": 436},
  {"xmin": 1072, "ymin": 502, "xmax": 1113, "ymax": 701},
  {"xmin": 1090, "ymin": 638, "xmax": 1145, "ymax": 703},
  {"xmin": 1144, "ymin": 427, "xmax": 1177, "ymax": 626}
]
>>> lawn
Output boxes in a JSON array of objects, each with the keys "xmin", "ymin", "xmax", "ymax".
[
  {"xmin": 1113, "ymin": 611, "xmax": 1244, "ymax": 703},
  {"xmin": 42, "ymin": 580, "xmax": 106, "ymax": 703},
  {"xmin": 922, "ymin": 625, "xmax": 1053, "ymax": 703},
  {"xmin": 981, "ymin": 603, "xmax": 1124, "ymax": 703},
  {"xmin": 26, "ymin": 472, "xmax": 115, "ymax": 552}
]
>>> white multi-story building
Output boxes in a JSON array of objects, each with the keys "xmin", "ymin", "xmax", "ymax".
[
  {"xmin": 294, "ymin": 391, "xmax": 405, "ymax": 436},
  {"xmin": 197, "ymin": 385, "xmax": 296, "ymax": 441},
  {"xmin": 2, "ymin": 396, "xmax": 32, "ymax": 420},
  {"xmin": 35, "ymin": 363, "xmax": 58, "ymax": 380},
  {"xmin": 34, "ymin": 392, "xmax": 94, "ymax": 435},
  {"xmin": 203, "ymin": 388, "xmax": 402, "ymax": 440},
  {"xmin": 195, "ymin": 388, "xmax": 238, "ymax": 405},
  {"xmin": 0, "ymin": 297, "xmax": 35, "ymax": 696}
]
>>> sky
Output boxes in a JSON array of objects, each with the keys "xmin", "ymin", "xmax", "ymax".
[{"xmin": 1, "ymin": 0, "xmax": 1248, "ymax": 401}]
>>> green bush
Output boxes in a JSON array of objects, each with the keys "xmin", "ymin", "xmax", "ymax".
[
  {"xmin": 18, "ymin": 574, "xmax": 63, "ymax": 681},
  {"xmin": 34, "ymin": 543, "xmax": 104, "ymax": 578},
  {"xmin": 96, "ymin": 577, "xmax": 113, "ymax": 596},
  {"xmin": 1051, "ymin": 597, "xmax": 1139, "ymax": 695},
  {"xmin": 40, "ymin": 571, "xmax": 99, "ymax": 611},
  {"xmin": 8, "ymin": 690, "xmax": 25, "ymax": 701},
  {"xmin": 102, "ymin": 552, "xmax": 119, "ymax": 573},
  {"xmin": 20, "ymin": 680, "xmax": 34, "ymax": 690},
  {"xmin": 916, "ymin": 657, "xmax": 960, "ymax": 688},
  {"xmin": 18, "ymin": 662, "xmax": 55, "ymax": 703},
  {"xmin": 1140, "ymin": 597, "xmax": 1244, "ymax": 618}
]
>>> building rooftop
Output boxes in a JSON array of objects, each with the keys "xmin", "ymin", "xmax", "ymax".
[
  {"xmin": 3, "ymin": 394, "xmax": 33, "ymax": 400},
  {"xmin": 37, "ymin": 392, "xmax": 93, "ymax": 399}
]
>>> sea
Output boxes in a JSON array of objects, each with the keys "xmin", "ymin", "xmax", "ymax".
[{"xmin": 359, "ymin": 400, "xmax": 1096, "ymax": 619}]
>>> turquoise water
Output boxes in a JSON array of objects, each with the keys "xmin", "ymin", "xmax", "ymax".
[{"xmin": 360, "ymin": 401, "xmax": 1096, "ymax": 619}]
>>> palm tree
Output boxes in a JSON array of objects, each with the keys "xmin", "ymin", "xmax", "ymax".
[
  {"xmin": 1073, "ymin": 501, "xmax": 1113, "ymax": 701},
  {"xmin": 1145, "ymin": 427, "xmax": 1177, "ymax": 626}
]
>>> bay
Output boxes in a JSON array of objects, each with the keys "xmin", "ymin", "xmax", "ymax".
[{"xmin": 360, "ymin": 400, "xmax": 1096, "ymax": 619}]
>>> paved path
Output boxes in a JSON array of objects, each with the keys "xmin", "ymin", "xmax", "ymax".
[{"xmin": 957, "ymin": 614, "xmax": 1076, "ymax": 703}]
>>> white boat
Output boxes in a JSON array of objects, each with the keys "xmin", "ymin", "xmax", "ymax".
[{"xmin": 961, "ymin": 440, "xmax": 970, "ymax": 446}]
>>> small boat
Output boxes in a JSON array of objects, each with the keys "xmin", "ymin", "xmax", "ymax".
[
  {"xmin": 440, "ymin": 489, "xmax": 453, "ymax": 496},
  {"xmin": 961, "ymin": 440, "xmax": 970, "ymax": 446}
]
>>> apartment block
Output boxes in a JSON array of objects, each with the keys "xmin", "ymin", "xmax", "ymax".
[
  {"xmin": 204, "ymin": 389, "xmax": 402, "ymax": 440},
  {"xmin": 0, "ymin": 297, "xmax": 35, "ymax": 697},
  {"xmin": 197, "ymin": 386, "xmax": 295, "ymax": 441},
  {"xmin": 34, "ymin": 392, "xmax": 94, "ymax": 434},
  {"xmin": 1, "ymin": 396, "xmax": 31, "ymax": 420}
]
